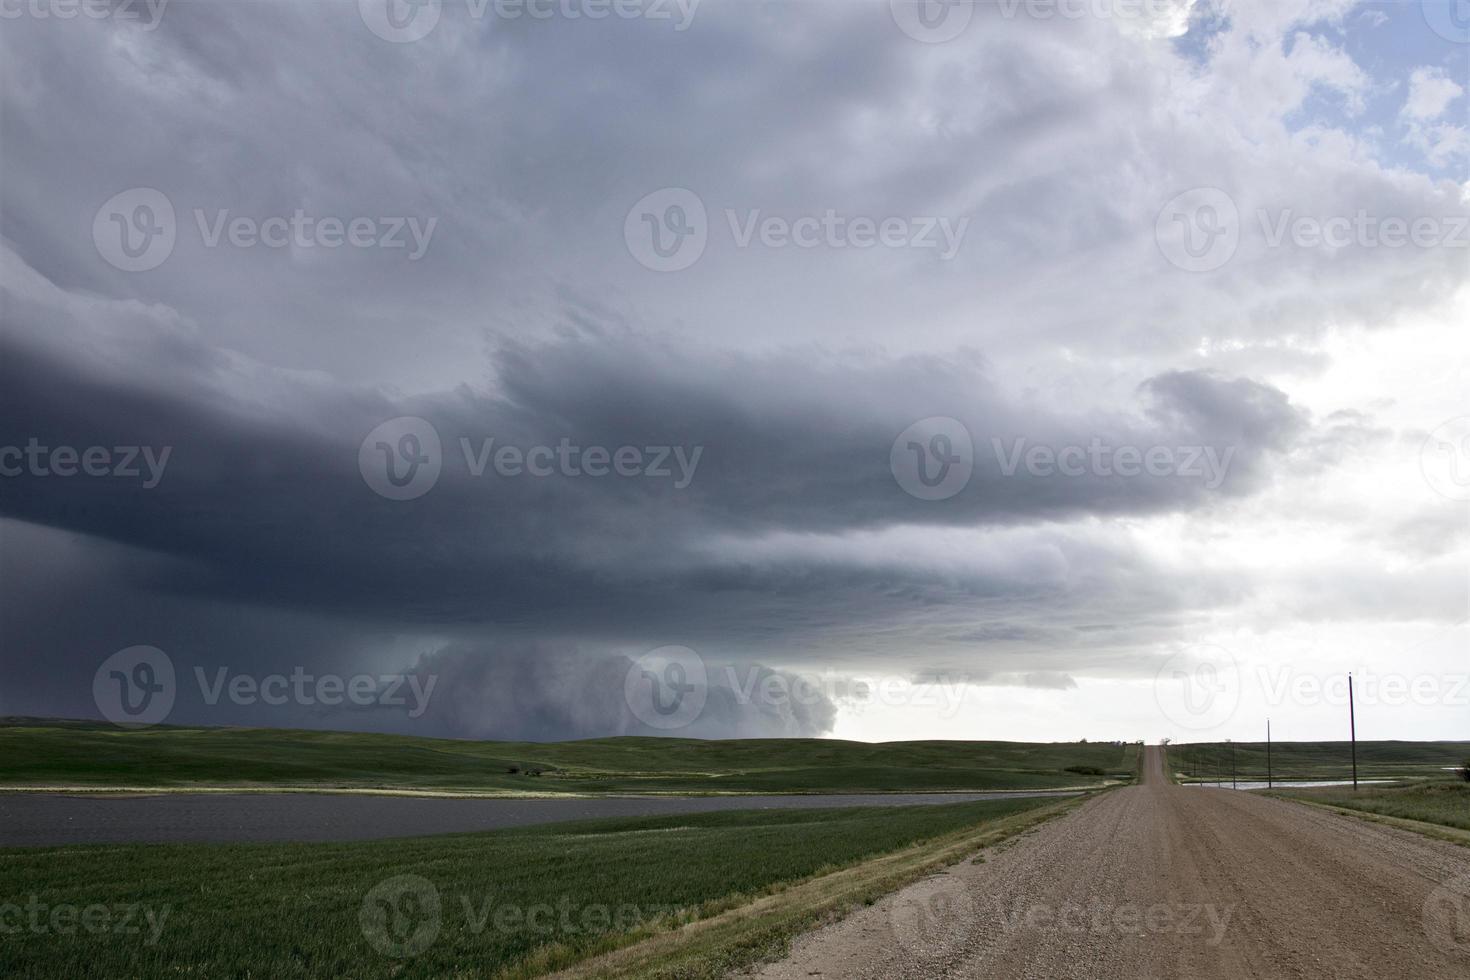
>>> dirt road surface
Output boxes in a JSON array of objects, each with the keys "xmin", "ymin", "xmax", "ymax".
[{"xmin": 747, "ymin": 746, "xmax": 1470, "ymax": 979}]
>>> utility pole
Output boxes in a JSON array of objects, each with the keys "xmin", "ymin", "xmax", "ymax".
[
  {"xmin": 1230, "ymin": 738, "xmax": 1236, "ymax": 790},
  {"xmin": 1266, "ymin": 719, "xmax": 1272, "ymax": 790},
  {"xmin": 1349, "ymin": 672, "xmax": 1358, "ymax": 791}
]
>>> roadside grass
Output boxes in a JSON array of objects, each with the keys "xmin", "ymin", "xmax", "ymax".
[
  {"xmin": 0, "ymin": 719, "xmax": 1136, "ymax": 794},
  {"xmin": 1120, "ymin": 741, "xmax": 1141, "ymax": 778},
  {"xmin": 1169, "ymin": 740, "xmax": 1467, "ymax": 783},
  {"xmin": 0, "ymin": 796, "xmax": 1062, "ymax": 979},
  {"xmin": 1269, "ymin": 779, "xmax": 1470, "ymax": 832},
  {"xmin": 548, "ymin": 795, "xmax": 1083, "ymax": 980}
]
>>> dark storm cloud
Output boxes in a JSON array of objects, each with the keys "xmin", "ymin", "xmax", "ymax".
[
  {"xmin": 0, "ymin": 316, "xmax": 1308, "ymax": 634},
  {"xmin": 400, "ymin": 642, "xmax": 837, "ymax": 741},
  {"xmin": 3, "ymin": 1, "xmax": 1465, "ymax": 740}
]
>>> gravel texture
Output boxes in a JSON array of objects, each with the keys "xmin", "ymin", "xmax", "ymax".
[{"xmin": 747, "ymin": 746, "xmax": 1470, "ymax": 980}]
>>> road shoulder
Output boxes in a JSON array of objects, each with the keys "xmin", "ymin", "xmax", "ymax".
[
  {"xmin": 1266, "ymin": 793, "xmax": 1470, "ymax": 848},
  {"xmin": 544, "ymin": 795, "xmax": 1088, "ymax": 980}
]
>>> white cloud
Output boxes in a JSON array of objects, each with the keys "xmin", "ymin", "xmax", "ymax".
[
  {"xmin": 1404, "ymin": 67, "xmax": 1464, "ymax": 121},
  {"xmin": 1400, "ymin": 67, "xmax": 1469, "ymax": 168}
]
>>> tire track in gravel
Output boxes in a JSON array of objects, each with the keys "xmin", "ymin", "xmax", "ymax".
[{"xmin": 744, "ymin": 746, "xmax": 1470, "ymax": 980}]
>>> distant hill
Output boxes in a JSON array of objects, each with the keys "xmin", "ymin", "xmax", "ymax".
[
  {"xmin": 0, "ymin": 718, "xmax": 1141, "ymax": 794},
  {"xmin": 1168, "ymin": 739, "xmax": 1468, "ymax": 782}
]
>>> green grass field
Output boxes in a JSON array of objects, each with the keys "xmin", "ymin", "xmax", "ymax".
[
  {"xmin": 0, "ymin": 796, "xmax": 1059, "ymax": 979},
  {"xmin": 1168, "ymin": 740, "xmax": 1468, "ymax": 783},
  {"xmin": 1270, "ymin": 780, "xmax": 1470, "ymax": 832},
  {"xmin": 0, "ymin": 719, "xmax": 1139, "ymax": 794}
]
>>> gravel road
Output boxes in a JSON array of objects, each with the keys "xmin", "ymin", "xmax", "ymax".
[{"xmin": 747, "ymin": 746, "xmax": 1470, "ymax": 980}]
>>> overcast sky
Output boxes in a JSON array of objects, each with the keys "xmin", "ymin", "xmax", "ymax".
[{"xmin": 1, "ymin": 0, "xmax": 1466, "ymax": 746}]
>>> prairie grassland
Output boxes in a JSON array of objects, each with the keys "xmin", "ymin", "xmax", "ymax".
[
  {"xmin": 0, "ymin": 719, "xmax": 1139, "ymax": 794},
  {"xmin": 1271, "ymin": 779, "xmax": 1470, "ymax": 832},
  {"xmin": 0, "ymin": 796, "xmax": 1064, "ymax": 979}
]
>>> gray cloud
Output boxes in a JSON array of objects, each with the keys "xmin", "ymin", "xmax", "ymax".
[
  {"xmin": 1, "ymin": 0, "xmax": 1464, "ymax": 741},
  {"xmin": 0, "ymin": 317, "xmax": 1306, "ymax": 630},
  {"xmin": 401, "ymin": 642, "xmax": 837, "ymax": 741}
]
